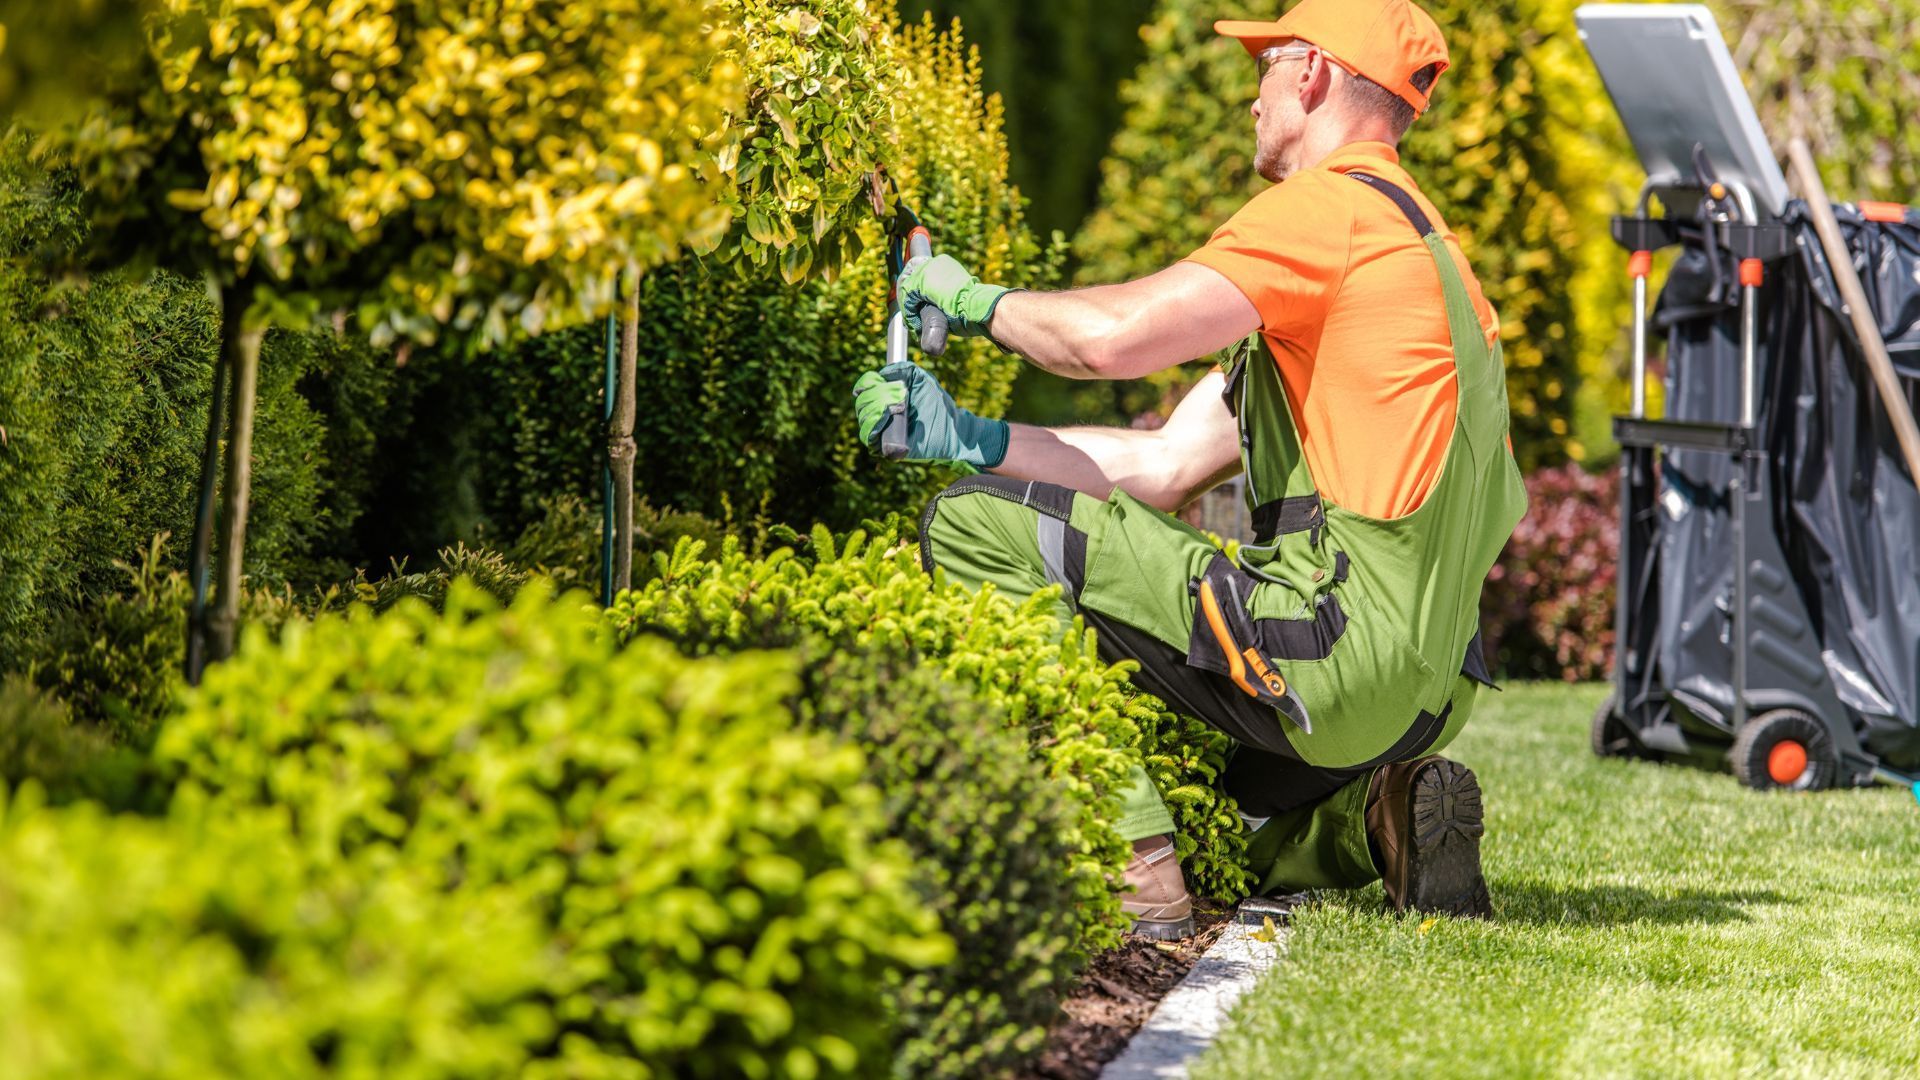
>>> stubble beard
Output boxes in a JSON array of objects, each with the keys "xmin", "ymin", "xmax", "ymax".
[{"xmin": 1254, "ymin": 134, "xmax": 1289, "ymax": 184}]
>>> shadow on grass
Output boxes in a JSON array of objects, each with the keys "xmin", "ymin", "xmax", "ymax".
[{"xmin": 1490, "ymin": 880, "xmax": 1791, "ymax": 927}]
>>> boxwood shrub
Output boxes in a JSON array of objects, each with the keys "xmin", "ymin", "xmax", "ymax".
[
  {"xmin": 0, "ymin": 784, "xmax": 554, "ymax": 1078},
  {"xmin": 155, "ymin": 582, "xmax": 948, "ymax": 1078},
  {"xmin": 645, "ymin": 609, "xmax": 1086, "ymax": 1077}
]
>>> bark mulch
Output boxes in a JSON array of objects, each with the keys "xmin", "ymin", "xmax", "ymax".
[{"xmin": 1017, "ymin": 902, "xmax": 1236, "ymax": 1080}]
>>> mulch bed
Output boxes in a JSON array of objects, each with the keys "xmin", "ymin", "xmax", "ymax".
[{"xmin": 1018, "ymin": 902, "xmax": 1236, "ymax": 1080}]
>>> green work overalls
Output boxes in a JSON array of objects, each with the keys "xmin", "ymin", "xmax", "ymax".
[{"xmin": 919, "ymin": 173, "xmax": 1526, "ymax": 894}]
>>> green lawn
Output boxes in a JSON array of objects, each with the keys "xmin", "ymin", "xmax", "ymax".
[{"xmin": 1195, "ymin": 683, "xmax": 1920, "ymax": 1079}]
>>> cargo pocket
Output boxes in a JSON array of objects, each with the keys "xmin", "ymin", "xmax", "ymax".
[{"xmin": 1183, "ymin": 552, "xmax": 1340, "ymax": 735}]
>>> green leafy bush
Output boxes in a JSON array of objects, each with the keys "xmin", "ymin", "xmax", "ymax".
[
  {"xmin": 405, "ymin": 14, "xmax": 1056, "ymax": 537},
  {"xmin": 156, "ymin": 582, "xmax": 947, "ymax": 1078},
  {"xmin": 611, "ymin": 527, "xmax": 1254, "ymax": 948},
  {"xmin": 1726, "ymin": 0, "xmax": 1920, "ymax": 204},
  {"xmin": 707, "ymin": 0, "xmax": 895, "ymax": 283},
  {"xmin": 810, "ymin": 648, "xmax": 1082, "ymax": 1078},
  {"xmin": 637, "ymin": 606, "xmax": 1085, "ymax": 1077},
  {"xmin": 0, "ymin": 785, "xmax": 554, "ymax": 1079},
  {"xmin": 0, "ymin": 677, "xmax": 146, "ymax": 808},
  {"xmin": 22, "ymin": 535, "xmax": 305, "ymax": 745}
]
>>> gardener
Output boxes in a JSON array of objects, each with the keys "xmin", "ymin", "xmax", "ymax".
[{"xmin": 855, "ymin": 0, "xmax": 1525, "ymax": 937}]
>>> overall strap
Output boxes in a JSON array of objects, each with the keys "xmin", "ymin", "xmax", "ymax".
[{"xmin": 1345, "ymin": 171, "xmax": 1503, "ymax": 457}]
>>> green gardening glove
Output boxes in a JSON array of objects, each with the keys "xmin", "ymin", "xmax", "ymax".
[
  {"xmin": 899, "ymin": 254, "xmax": 1017, "ymax": 341},
  {"xmin": 852, "ymin": 361, "xmax": 1010, "ymax": 468}
]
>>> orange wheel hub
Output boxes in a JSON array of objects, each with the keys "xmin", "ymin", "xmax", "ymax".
[{"xmin": 1767, "ymin": 740, "xmax": 1809, "ymax": 785}]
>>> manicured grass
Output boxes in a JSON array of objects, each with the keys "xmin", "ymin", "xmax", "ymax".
[{"xmin": 1195, "ymin": 682, "xmax": 1920, "ymax": 1079}]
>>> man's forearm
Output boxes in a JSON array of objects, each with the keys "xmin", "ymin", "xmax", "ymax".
[
  {"xmin": 987, "ymin": 263, "xmax": 1262, "ymax": 382},
  {"xmin": 989, "ymin": 289, "xmax": 1127, "ymax": 380},
  {"xmin": 992, "ymin": 422, "xmax": 1209, "ymax": 514}
]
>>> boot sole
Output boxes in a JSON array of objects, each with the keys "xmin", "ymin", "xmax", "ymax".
[
  {"xmin": 1406, "ymin": 759, "xmax": 1493, "ymax": 919},
  {"xmin": 1126, "ymin": 914, "xmax": 1197, "ymax": 941}
]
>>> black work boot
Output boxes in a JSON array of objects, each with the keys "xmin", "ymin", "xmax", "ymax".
[
  {"xmin": 1364, "ymin": 756, "xmax": 1492, "ymax": 919},
  {"xmin": 1121, "ymin": 834, "xmax": 1195, "ymax": 940}
]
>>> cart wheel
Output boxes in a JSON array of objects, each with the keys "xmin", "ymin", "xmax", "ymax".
[
  {"xmin": 1730, "ymin": 709, "xmax": 1837, "ymax": 791},
  {"xmin": 1590, "ymin": 693, "xmax": 1643, "ymax": 759}
]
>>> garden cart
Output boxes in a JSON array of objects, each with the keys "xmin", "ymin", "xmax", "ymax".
[{"xmin": 1578, "ymin": 4, "xmax": 1920, "ymax": 793}]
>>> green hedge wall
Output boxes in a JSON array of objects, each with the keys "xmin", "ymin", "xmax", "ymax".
[
  {"xmin": 155, "ymin": 582, "xmax": 947, "ymax": 1078},
  {"xmin": 0, "ymin": 134, "xmax": 400, "ymax": 660}
]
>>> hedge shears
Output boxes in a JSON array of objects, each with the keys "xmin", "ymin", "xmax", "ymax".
[{"xmin": 871, "ymin": 173, "xmax": 951, "ymax": 460}]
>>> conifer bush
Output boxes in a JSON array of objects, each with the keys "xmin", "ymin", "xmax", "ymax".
[
  {"xmin": 610, "ymin": 527, "xmax": 1257, "ymax": 946},
  {"xmin": 156, "ymin": 582, "xmax": 947, "ymax": 1078},
  {"xmin": 0, "ymin": 785, "xmax": 554, "ymax": 1079},
  {"xmin": 0, "ymin": 134, "xmax": 400, "ymax": 656}
]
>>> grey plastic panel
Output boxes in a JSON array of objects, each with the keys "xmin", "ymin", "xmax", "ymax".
[{"xmin": 1576, "ymin": 4, "xmax": 1791, "ymax": 218}]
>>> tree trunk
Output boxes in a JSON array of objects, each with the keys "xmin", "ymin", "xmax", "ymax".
[
  {"xmin": 206, "ymin": 303, "xmax": 264, "ymax": 664},
  {"xmin": 608, "ymin": 262, "xmax": 640, "ymax": 596},
  {"xmin": 184, "ymin": 279, "xmax": 233, "ymax": 685}
]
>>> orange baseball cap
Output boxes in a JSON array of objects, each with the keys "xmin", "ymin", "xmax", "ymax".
[{"xmin": 1216, "ymin": 0, "xmax": 1450, "ymax": 115}]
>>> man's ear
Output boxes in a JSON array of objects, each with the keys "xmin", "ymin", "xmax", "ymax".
[{"xmin": 1298, "ymin": 48, "xmax": 1336, "ymax": 111}]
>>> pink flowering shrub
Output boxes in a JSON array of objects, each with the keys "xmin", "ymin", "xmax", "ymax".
[{"xmin": 1480, "ymin": 464, "xmax": 1619, "ymax": 682}]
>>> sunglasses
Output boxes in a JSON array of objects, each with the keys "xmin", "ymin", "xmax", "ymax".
[{"xmin": 1256, "ymin": 44, "xmax": 1317, "ymax": 83}]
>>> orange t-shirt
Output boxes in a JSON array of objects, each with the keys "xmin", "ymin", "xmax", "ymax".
[{"xmin": 1184, "ymin": 141, "xmax": 1498, "ymax": 520}]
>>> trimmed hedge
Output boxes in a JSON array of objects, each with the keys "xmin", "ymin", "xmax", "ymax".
[
  {"xmin": 635, "ymin": 606, "xmax": 1086, "ymax": 1077},
  {"xmin": 155, "ymin": 582, "xmax": 947, "ymax": 1078},
  {"xmin": 609, "ymin": 527, "xmax": 1254, "ymax": 945},
  {"xmin": 0, "ymin": 785, "xmax": 554, "ymax": 1079}
]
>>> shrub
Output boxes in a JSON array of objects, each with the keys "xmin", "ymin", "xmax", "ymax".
[
  {"xmin": 0, "ymin": 785, "xmax": 554, "ymax": 1079},
  {"xmin": 23, "ymin": 535, "xmax": 304, "ymax": 746},
  {"xmin": 809, "ymin": 648, "xmax": 1082, "ymax": 1078},
  {"xmin": 1480, "ymin": 463, "xmax": 1618, "ymax": 681},
  {"xmin": 0, "ymin": 134, "xmax": 400, "ymax": 657},
  {"xmin": 639, "ymin": 606, "xmax": 1085, "ymax": 1077},
  {"xmin": 397, "ymin": 13, "xmax": 1058, "ymax": 539},
  {"xmin": 0, "ymin": 677, "xmax": 145, "ymax": 808},
  {"xmin": 611, "ymin": 527, "xmax": 1255, "ymax": 948},
  {"xmin": 156, "ymin": 582, "xmax": 947, "ymax": 1078},
  {"xmin": 1727, "ymin": 0, "xmax": 1920, "ymax": 205}
]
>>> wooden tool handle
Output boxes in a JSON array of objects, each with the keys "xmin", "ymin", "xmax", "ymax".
[{"xmin": 1786, "ymin": 138, "xmax": 1920, "ymax": 493}]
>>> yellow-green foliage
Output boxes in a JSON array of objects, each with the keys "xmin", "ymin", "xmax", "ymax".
[
  {"xmin": 35, "ymin": 0, "xmax": 743, "ymax": 345},
  {"xmin": 618, "ymin": 14, "xmax": 1059, "ymax": 529},
  {"xmin": 1720, "ymin": 0, "xmax": 1920, "ymax": 202},
  {"xmin": 157, "ymin": 582, "xmax": 947, "ymax": 1078},
  {"xmin": 0, "ymin": 784, "xmax": 555, "ymax": 1078},
  {"xmin": 708, "ymin": 0, "xmax": 897, "ymax": 283},
  {"xmin": 1074, "ymin": 0, "xmax": 1636, "ymax": 467},
  {"xmin": 0, "ymin": 1, "xmax": 149, "ymax": 122},
  {"xmin": 609, "ymin": 526, "xmax": 1255, "ymax": 940}
]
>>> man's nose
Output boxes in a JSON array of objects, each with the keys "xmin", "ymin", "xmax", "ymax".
[{"xmin": 1250, "ymin": 98, "xmax": 1262, "ymax": 120}]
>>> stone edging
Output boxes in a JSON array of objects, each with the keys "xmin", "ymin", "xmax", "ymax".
[{"xmin": 1098, "ymin": 895, "xmax": 1302, "ymax": 1079}]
